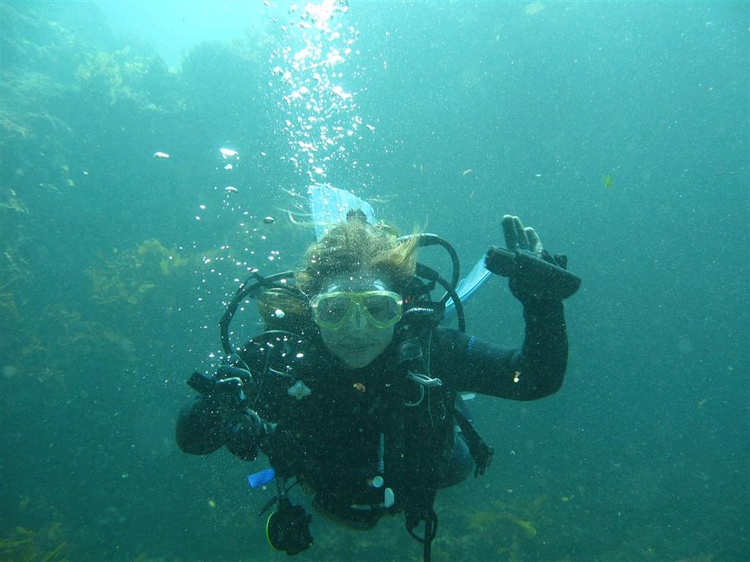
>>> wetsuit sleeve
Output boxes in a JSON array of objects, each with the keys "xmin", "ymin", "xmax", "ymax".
[
  {"xmin": 175, "ymin": 397, "xmax": 226, "ymax": 455},
  {"xmin": 433, "ymin": 300, "xmax": 568, "ymax": 400}
]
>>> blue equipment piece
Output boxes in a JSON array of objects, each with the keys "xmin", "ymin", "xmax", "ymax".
[
  {"xmin": 248, "ymin": 467, "xmax": 276, "ymax": 489},
  {"xmin": 308, "ymin": 183, "xmax": 375, "ymax": 241},
  {"xmin": 443, "ymin": 256, "xmax": 492, "ymax": 324}
]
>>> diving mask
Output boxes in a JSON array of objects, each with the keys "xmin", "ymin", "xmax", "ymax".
[{"xmin": 311, "ymin": 289, "xmax": 403, "ymax": 331}]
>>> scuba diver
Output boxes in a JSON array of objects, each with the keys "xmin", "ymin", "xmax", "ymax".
[{"xmin": 176, "ymin": 211, "xmax": 580, "ymax": 561}]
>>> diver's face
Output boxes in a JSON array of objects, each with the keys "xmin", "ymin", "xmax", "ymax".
[{"xmin": 313, "ymin": 275, "xmax": 401, "ymax": 369}]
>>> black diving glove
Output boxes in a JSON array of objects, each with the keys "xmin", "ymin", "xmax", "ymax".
[
  {"xmin": 485, "ymin": 215, "xmax": 581, "ymax": 304},
  {"xmin": 188, "ymin": 370, "xmax": 246, "ymax": 416},
  {"xmin": 187, "ymin": 369, "xmax": 271, "ymax": 460}
]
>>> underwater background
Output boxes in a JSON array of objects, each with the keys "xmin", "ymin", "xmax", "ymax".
[{"xmin": 1, "ymin": 1, "xmax": 747, "ymax": 561}]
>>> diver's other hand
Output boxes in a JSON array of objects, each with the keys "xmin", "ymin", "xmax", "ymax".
[
  {"xmin": 501, "ymin": 214, "xmax": 543, "ymax": 256},
  {"xmin": 485, "ymin": 215, "xmax": 581, "ymax": 303},
  {"xmin": 224, "ymin": 408, "xmax": 266, "ymax": 461},
  {"xmin": 198, "ymin": 376, "xmax": 244, "ymax": 420}
]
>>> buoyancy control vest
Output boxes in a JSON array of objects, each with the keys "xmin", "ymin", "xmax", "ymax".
[{"xmin": 233, "ymin": 296, "xmax": 457, "ymax": 529}]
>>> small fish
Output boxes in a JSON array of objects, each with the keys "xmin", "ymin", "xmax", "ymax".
[
  {"xmin": 224, "ymin": 186, "xmax": 239, "ymax": 193},
  {"xmin": 462, "ymin": 168, "xmax": 473, "ymax": 176},
  {"xmin": 264, "ymin": 216, "xmax": 275, "ymax": 224},
  {"xmin": 220, "ymin": 147, "xmax": 238, "ymax": 159},
  {"xmin": 153, "ymin": 151, "xmax": 170, "ymax": 159}
]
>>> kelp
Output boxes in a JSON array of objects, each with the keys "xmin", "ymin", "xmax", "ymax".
[
  {"xmin": 76, "ymin": 47, "xmax": 172, "ymax": 109},
  {"xmin": 0, "ymin": 524, "xmax": 68, "ymax": 562},
  {"xmin": 86, "ymin": 238, "xmax": 191, "ymax": 306},
  {"xmin": 461, "ymin": 495, "xmax": 550, "ymax": 561}
]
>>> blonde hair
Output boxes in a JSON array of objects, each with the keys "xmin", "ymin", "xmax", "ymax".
[
  {"xmin": 297, "ymin": 217, "xmax": 418, "ymax": 296},
  {"xmin": 257, "ymin": 216, "xmax": 419, "ymax": 331}
]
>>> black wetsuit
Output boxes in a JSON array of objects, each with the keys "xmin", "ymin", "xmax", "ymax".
[{"xmin": 176, "ymin": 298, "xmax": 567, "ymax": 522}]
